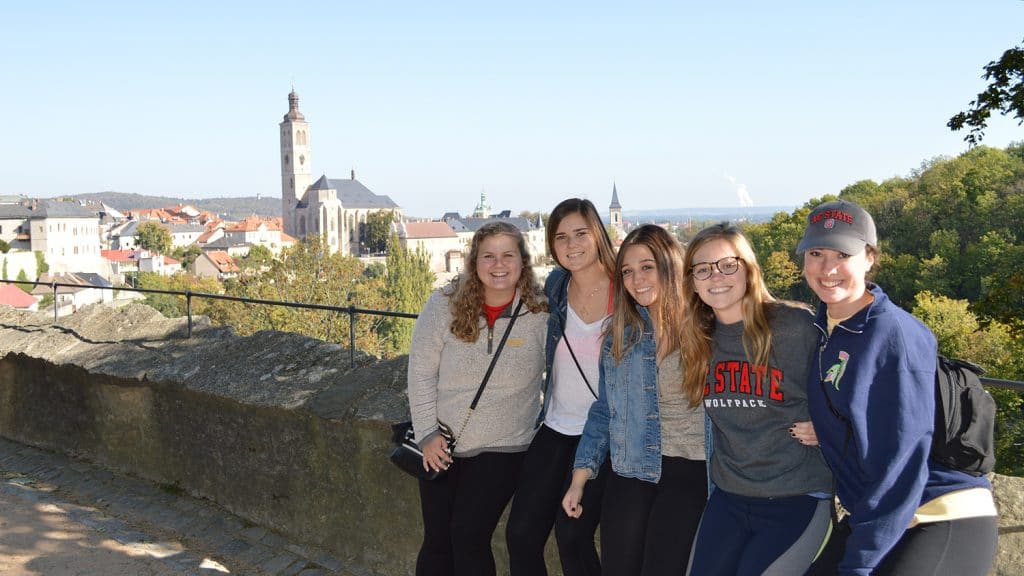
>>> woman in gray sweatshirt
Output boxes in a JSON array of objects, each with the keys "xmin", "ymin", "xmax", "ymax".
[
  {"xmin": 681, "ymin": 223, "xmax": 833, "ymax": 576},
  {"xmin": 407, "ymin": 221, "xmax": 548, "ymax": 576}
]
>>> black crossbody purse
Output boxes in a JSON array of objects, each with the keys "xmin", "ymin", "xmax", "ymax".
[{"xmin": 389, "ymin": 300, "xmax": 524, "ymax": 481}]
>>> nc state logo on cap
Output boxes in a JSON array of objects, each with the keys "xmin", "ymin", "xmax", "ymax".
[{"xmin": 824, "ymin": 219, "xmax": 836, "ymax": 229}]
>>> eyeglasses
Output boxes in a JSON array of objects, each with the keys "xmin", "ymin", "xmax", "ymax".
[{"xmin": 690, "ymin": 256, "xmax": 742, "ymax": 281}]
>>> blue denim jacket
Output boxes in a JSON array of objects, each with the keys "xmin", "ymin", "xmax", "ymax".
[
  {"xmin": 574, "ymin": 305, "xmax": 663, "ymax": 483},
  {"xmin": 539, "ymin": 268, "xmax": 572, "ymax": 426}
]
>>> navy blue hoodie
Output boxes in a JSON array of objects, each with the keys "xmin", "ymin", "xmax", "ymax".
[{"xmin": 807, "ymin": 283, "xmax": 991, "ymax": 576}]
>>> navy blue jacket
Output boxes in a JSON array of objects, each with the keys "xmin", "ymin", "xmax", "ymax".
[{"xmin": 807, "ymin": 283, "xmax": 991, "ymax": 575}]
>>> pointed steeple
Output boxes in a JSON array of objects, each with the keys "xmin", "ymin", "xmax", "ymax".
[{"xmin": 609, "ymin": 183, "xmax": 622, "ymax": 209}]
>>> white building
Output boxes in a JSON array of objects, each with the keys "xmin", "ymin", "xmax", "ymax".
[
  {"xmin": 395, "ymin": 221, "xmax": 464, "ymax": 274},
  {"xmin": 0, "ymin": 200, "xmax": 106, "ymax": 275}
]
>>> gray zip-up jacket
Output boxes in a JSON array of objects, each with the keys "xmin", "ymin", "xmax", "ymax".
[{"xmin": 408, "ymin": 288, "xmax": 548, "ymax": 457}]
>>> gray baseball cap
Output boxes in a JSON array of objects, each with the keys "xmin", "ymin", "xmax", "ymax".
[{"xmin": 796, "ymin": 200, "xmax": 877, "ymax": 254}]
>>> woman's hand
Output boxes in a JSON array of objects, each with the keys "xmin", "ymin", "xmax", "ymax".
[
  {"xmin": 561, "ymin": 469, "xmax": 591, "ymax": 518},
  {"xmin": 790, "ymin": 421, "xmax": 819, "ymax": 446},
  {"xmin": 421, "ymin": 434, "xmax": 453, "ymax": 473}
]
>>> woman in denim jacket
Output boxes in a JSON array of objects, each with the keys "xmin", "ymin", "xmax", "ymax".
[
  {"xmin": 562, "ymin": 225, "xmax": 706, "ymax": 576},
  {"xmin": 507, "ymin": 199, "xmax": 615, "ymax": 576}
]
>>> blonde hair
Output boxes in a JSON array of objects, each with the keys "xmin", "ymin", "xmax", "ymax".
[
  {"xmin": 680, "ymin": 223, "xmax": 782, "ymax": 406},
  {"xmin": 446, "ymin": 221, "xmax": 546, "ymax": 342},
  {"xmin": 607, "ymin": 225, "xmax": 691, "ymax": 397}
]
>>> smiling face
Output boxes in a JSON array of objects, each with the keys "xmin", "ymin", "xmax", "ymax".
[
  {"xmin": 476, "ymin": 233, "xmax": 524, "ymax": 304},
  {"xmin": 620, "ymin": 244, "xmax": 660, "ymax": 309},
  {"xmin": 552, "ymin": 212, "xmax": 600, "ymax": 273},
  {"xmin": 691, "ymin": 238, "xmax": 747, "ymax": 324},
  {"xmin": 803, "ymin": 247, "xmax": 875, "ymax": 318}
]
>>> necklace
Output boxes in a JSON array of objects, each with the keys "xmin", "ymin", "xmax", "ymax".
[{"xmin": 570, "ymin": 278, "xmax": 607, "ymax": 322}]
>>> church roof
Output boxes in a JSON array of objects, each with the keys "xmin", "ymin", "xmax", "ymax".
[
  {"xmin": 327, "ymin": 178, "xmax": 400, "ymax": 209},
  {"xmin": 610, "ymin": 184, "xmax": 622, "ymax": 209},
  {"xmin": 311, "ymin": 175, "xmax": 332, "ymax": 190}
]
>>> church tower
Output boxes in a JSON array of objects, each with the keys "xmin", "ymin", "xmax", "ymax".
[
  {"xmin": 609, "ymin": 183, "xmax": 623, "ymax": 235},
  {"xmin": 280, "ymin": 89, "xmax": 313, "ymax": 237}
]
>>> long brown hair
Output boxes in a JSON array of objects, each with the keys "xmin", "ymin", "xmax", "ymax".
[
  {"xmin": 546, "ymin": 198, "xmax": 617, "ymax": 275},
  {"xmin": 608, "ymin": 225, "xmax": 690, "ymax": 396},
  {"xmin": 446, "ymin": 221, "xmax": 546, "ymax": 342},
  {"xmin": 680, "ymin": 223, "xmax": 779, "ymax": 406}
]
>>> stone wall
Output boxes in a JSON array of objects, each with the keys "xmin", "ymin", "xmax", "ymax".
[{"xmin": 0, "ymin": 303, "xmax": 1020, "ymax": 575}]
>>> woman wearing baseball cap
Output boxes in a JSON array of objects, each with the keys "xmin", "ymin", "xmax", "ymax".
[{"xmin": 798, "ymin": 200, "xmax": 997, "ymax": 575}]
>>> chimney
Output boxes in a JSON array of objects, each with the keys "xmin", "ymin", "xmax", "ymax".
[{"xmin": 351, "ymin": 169, "xmax": 356, "ymax": 180}]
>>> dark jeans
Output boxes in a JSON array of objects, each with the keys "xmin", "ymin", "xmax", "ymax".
[
  {"xmin": 600, "ymin": 456, "xmax": 707, "ymax": 576},
  {"xmin": 416, "ymin": 450, "xmax": 526, "ymax": 576},
  {"xmin": 506, "ymin": 424, "xmax": 608, "ymax": 576},
  {"xmin": 687, "ymin": 490, "xmax": 831, "ymax": 575}
]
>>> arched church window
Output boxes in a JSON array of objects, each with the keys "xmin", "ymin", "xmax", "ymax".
[
  {"xmin": 299, "ymin": 155, "xmax": 305, "ymax": 165},
  {"xmin": 284, "ymin": 154, "xmax": 290, "ymax": 166}
]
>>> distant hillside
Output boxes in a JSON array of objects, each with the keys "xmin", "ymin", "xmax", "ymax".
[{"xmin": 59, "ymin": 192, "xmax": 282, "ymax": 221}]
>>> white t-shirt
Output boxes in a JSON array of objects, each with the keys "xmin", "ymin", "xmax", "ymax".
[{"xmin": 545, "ymin": 304, "xmax": 605, "ymax": 435}]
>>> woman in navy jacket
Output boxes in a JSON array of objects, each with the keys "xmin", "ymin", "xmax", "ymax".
[
  {"xmin": 562, "ymin": 225, "xmax": 706, "ymax": 576},
  {"xmin": 799, "ymin": 200, "xmax": 997, "ymax": 575}
]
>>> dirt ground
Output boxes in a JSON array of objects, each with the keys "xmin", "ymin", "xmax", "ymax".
[{"xmin": 0, "ymin": 488, "xmax": 193, "ymax": 576}]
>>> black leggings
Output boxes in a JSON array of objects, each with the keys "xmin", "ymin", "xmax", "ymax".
[
  {"xmin": 416, "ymin": 450, "xmax": 525, "ymax": 576},
  {"xmin": 506, "ymin": 424, "xmax": 608, "ymax": 576},
  {"xmin": 600, "ymin": 456, "xmax": 707, "ymax": 576},
  {"xmin": 876, "ymin": 515, "xmax": 998, "ymax": 576}
]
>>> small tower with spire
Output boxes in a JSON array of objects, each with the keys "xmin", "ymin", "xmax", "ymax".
[
  {"xmin": 609, "ymin": 183, "xmax": 623, "ymax": 235},
  {"xmin": 471, "ymin": 189, "xmax": 491, "ymax": 218}
]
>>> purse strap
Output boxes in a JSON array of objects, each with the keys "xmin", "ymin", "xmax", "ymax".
[
  {"xmin": 453, "ymin": 298, "xmax": 525, "ymax": 441},
  {"xmin": 559, "ymin": 315, "xmax": 598, "ymax": 399}
]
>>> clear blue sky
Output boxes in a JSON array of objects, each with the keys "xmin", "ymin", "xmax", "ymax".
[{"xmin": 2, "ymin": 1, "xmax": 1022, "ymax": 218}]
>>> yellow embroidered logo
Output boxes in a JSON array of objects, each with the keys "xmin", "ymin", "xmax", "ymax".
[{"xmin": 506, "ymin": 338, "xmax": 524, "ymax": 347}]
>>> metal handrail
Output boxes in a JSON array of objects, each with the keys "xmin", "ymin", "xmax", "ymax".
[
  {"xmin": 2, "ymin": 277, "xmax": 1023, "ymax": 391},
  {"xmin": 0, "ymin": 278, "xmax": 416, "ymax": 368}
]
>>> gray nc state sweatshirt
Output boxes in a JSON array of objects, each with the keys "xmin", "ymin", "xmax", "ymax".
[{"xmin": 705, "ymin": 302, "xmax": 832, "ymax": 497}]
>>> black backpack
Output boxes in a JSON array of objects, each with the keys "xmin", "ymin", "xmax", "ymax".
[{"xmin": 931, "ymin": 355, "xmax": 996, "ymax": 476}]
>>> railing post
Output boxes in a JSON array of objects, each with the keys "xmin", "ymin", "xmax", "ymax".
[
  {"xmin": 186, "ymin": 290, "xmax": 193, "ymax": 338},
  {"xmin": 348, "ymin": 305, "xmax": 356, "ymax": 369},
  {"xmin": 52, "ymin": 282, "xmax": 58, "ymax": 324}
]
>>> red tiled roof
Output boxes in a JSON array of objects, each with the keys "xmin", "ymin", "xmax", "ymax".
[
  {"xmin": 0, "ymin": 283, "xmax": 37, "ymax": 308},
  {"xmin": 205, "ymin": 250, "xmax": 240, "ymax": 273},
  {"xmin": 101, "ymin": 249, "xmax": 136, "ymax": 262},
  {"xmin": 225, "ymin": 215, "xmax": 281, "ymax": 232},
  {"xmin": 404, "ymin": 221, "xmax": 457, "ymax": 239}
]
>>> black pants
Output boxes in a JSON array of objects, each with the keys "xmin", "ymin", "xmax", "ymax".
[
  {"xmin": 506, "ymin": 424, "xmax": 608, "ymax": 576},
  {"xmin": 416, "ymin": 450, "xmax": 526, "ymax": 576},
  {"xmin": 876, "ymin": 514, "xmax": 998, "ymax": 575},
  {"xmin": 600, "ymin": 456, "xmax": 707, "ymax": 576}
]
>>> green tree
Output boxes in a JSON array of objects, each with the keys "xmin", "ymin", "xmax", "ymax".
[
  {"xmin": 34, "ymin": 251, "xmax": 48, "ymax": 274},
  {"xmin": 379, "ymin": 234, "xmax": 435, "ymax": 355},
  {"xmin": 761, "ymin": 251, "xmax": 801, "ymax": 299},
  {"xmin": 239, "ymin": 244, "xmax": 273, "ymax": 271},
  {"xmin": 136, "ymin": 222, "xmax": 172, "ymax": 254},
  {"xmin": 170, "ymin": 245, "xmax": 203, "ymax": 270},
  {"xmin": 15, "ymin": 269, "xmax": 31, "ymax": 294},
  {"xmin": 362, "ymin": 211, "xmax": 395, "ymax": 254},
  {"xmin": 137, "ymin": 272, "xmax": 224, "ymax": 318},
  {"xmin": 948, "ymin": 38, "xmax": 1024, "ymax": 145},
  {"xmin": 1, "ymin": 258, "xmax": 6, "ymax": 280},
  {"xmin": 0, "ymin": 239, "xmax": 9, "ymax": 253},
  {"xmin": 202, "ymin": 236, "xmax": 391, "ymax": 359},
  {"xmin": 912, "ymin": 292, "xmax": 1024, "ymax": 475}
]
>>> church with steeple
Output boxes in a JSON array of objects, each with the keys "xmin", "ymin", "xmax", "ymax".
[
  {"xmin": 279, "ymin": 90, "xmax": 402, "ymax": 255},
  {"xmin": 609, "ymin": 183, "xmax": 623, "ymax": 236}
]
